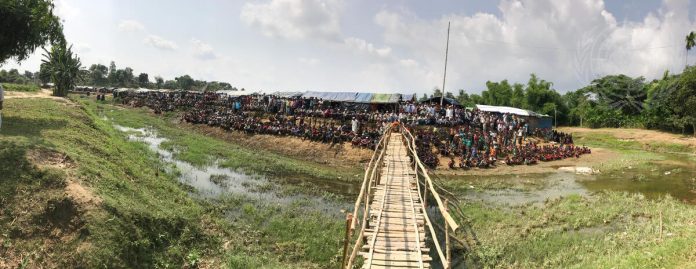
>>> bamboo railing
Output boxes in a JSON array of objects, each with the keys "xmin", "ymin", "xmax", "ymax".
[{"xmin": 341, "ymin": 125, "xmax": 459, "ymax": 269}]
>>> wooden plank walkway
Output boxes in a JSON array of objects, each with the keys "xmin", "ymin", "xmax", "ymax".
[{"xmin": 360, "ymin": 133, "xmax": 430, "ymax": 269}]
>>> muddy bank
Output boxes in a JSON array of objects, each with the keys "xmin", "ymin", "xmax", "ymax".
[
  {"xmin": 180, "ymin": 121, "xmax": 373, "ymax": 173},
  {"xmin": 114, "ymin": 124, "xmax": 353, "ymax": 215}
]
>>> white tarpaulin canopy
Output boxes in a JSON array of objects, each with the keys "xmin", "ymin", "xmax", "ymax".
[
  {"xmin": 216, "ymin": 90, "xmax": 252, "ymax": 96},
  {"xmin": 475, "ymin": 104, "xmax": 549, "ymax": 118}
]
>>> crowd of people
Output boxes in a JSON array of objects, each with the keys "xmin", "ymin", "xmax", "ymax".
[{"xmin": 115, "ymin": 90, "xmax": 591, "ymax": 169}]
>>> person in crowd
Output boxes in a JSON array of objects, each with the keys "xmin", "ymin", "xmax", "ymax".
[{"xmin": 115, "ymin": 90, "xmax": 589, "ymax": 169}]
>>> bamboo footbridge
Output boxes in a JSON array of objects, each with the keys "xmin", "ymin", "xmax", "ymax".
[{"xmin": 342, "ymin": 124, "xmax": 459, "ymax": 269}]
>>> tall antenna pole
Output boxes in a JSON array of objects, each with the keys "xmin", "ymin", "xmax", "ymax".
[{"xmin": 440, "ymin": 21, "xmax": 450, "ymax": 106}]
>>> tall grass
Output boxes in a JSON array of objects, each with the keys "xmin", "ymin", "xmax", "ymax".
[{"xmin": 2, "ymin": 83, "xmax": 39, "ymax": 92}]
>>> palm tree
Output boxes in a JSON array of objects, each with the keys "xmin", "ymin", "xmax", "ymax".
[
  {"xmin": 685, "ymin": 31, "xmax": 695, "ymax": 69},
  {"xmin": 41, "ymin": 42, "xmax": 84, "ymax": 96}
]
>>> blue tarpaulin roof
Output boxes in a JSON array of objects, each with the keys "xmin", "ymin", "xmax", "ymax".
[
  {"xmin": 301, "ymin": 91, "xmax": 359, "ymax": 102},
  {"xmin": 354, "ymin": 93, "xmax": 373, "ymax": 103},
  {"xmin": 272, "ymin": 91, "xmax": 417, "ymax": 103}
]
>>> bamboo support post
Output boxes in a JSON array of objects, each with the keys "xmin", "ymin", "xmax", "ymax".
[
  {"xmin": 341, "ymin": 213, "xmax": 352, "ymax": 269},
  {"xmin": 445, "ymin": 199, "xmax": 451, "ymax": 269}
]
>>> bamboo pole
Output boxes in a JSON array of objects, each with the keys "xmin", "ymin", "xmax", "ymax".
[
  {"xmin": 341, "ymin": 213, "xmax": 352, "ymax": 268},
  {"xmin": 445, "ymin": 199, "xmax": 451, "ymax": 269}
]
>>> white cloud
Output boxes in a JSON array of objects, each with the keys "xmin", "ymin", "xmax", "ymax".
[
  {"xmin": 74, "ymin": 43, "xmax": 91, "ymax": 54},
  {"xmin": 298, "ymin": 57, "xmax": 320, "ymax": 65},
  {"xmin": 240, "ymin": 0, "xmax": 343, "ymax": 41},
  {"xmin": 118, "ymin": 20, "xmax": 146, "ymax": 32},
  {"xmin": 144, "ymin": 35, "xmax": 178, "ymax": 50},
  {"xmin": 374, "ymin": 0, "xmax": 695, "ymax": 92},
  {"xmin": 399, "ymin": 59, "xmax": 418, "ymax": 68},
  {"xmin": 54, "ymin": 0, "xmax": 80, "ymax": 20},
  {"xmin": 190, "ymin": 38, "xmax": 217, "ymax": 60},
  {"xmin": 344, "ymin": 37, "xmax": 392, "ymax": 58}
]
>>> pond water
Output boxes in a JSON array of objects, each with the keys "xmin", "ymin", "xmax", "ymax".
[
  {"xmin": 113, "ymin": 124, "xmax": 351, "ymax": 217},
  {"xmin": 463, "ymin": 159, "xmax": 696, "ymax": 206}
]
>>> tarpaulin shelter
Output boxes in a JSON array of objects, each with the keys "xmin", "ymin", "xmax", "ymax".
[
  {"xmin": 272, "ymin": 91, "xmax": 304, "ymax": 98},
  {"xmin": 217, "ymin": 90, "xmax": 253, "ymax": 96},
  {"xmin": 301, "ymin": 91, "xmax": 359, "ymax": 102},
  {"xmin": 475, "ymin": 104, "xmax": 552, "ymax": 130}
]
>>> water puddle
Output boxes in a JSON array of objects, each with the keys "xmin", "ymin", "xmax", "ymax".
[
  {"xmin": 464, "ymin": 160, "xmax": 696, "ymax": 206},
  {"xmin": 113, "ymin": 124, "xmax": 349, "ymax": 216},
  {"xmin": 465, "ymin": 172, "xmax": 589, "ymax": 206},
  {"xmin": 583, "ymin": 162, "xmax": 696, "ymax": 203}
]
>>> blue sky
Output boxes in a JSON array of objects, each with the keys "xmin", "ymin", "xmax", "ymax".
[{"xmin": 3, "ymin": 0, "xmax": 696, "ymax": 94}]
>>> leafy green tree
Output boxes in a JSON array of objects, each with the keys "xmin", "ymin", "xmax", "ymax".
[
  {"xmin": 41, "ymin": 42, "xmax": 84, "ymax": 96},
  {"xmin": 175, "ymin": 75, "xmax": 194, "ymax": 90},
  {"xmin": 163, "ymin": 80, "xmax": 178, "ymax": 90},
  {"xmin": 138, "ymin": 73, "xmax": 149, "ymax": 88},
  {"xmin": 418, "ymin": 93, "xmax": 428, "ymax": 102},
  {"xmin": 88, "ymin": 64, "xmax": 108, "ymax": 86},
  {"xmin": 155, "ymin": 76, "xmax": 164, "ymax": 89},
  {"xmin": 482, "ymin": 80, "xmax": 513, "ymax": 106},
  {"xmin": 430, "ymin": 87, "xmax": 443, "ymax": 99},
  {"xmin": 686, "ymin": 31, "xmax": 695, "ymax": 68},
  {"xmin": 510, "ymin": 83, "xmax": 525, "ymax": 108},
  {"xmin": 587, "ymin": 74, "xmax": 647, "ymax": 116},
  {"xmin": 675, "ymin": 66, "xmax": 696, "ymax": 135},
  {"xmin": 0, "ymin": 0, "xmax": 64, "ymax": 63},
  {"xmin": 38, "ymin": 63, "xmax": 51, "ymax": 86},
  {"xmin": 107, "ymin": 61, "xmax": 117, "ymax": 85}
]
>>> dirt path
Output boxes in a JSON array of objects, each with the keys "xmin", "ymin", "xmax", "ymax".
[
  {"xmin": 4, "ymin": 88, "xmax": 64, "ymax": 100},
  {"xmin": 559, "ymin": 127, "xmax": 696, "ymax": 149}
]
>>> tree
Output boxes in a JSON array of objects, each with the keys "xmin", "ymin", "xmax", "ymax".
[
  {"xmin": 163, "ymin": 80, "xmax": 178, "ymax": 90},
  {"xmin": 155, "ymin": 76, "xmax": 164, "ymax": 89},
  {"xmin": 418, "ymin": 93, "xmax": 428, "ymax": 102},
  {"xmin": 88, "ymin": 64, "xmax": 108, "ymax": 86},
  {"xmin": 175, "ymin": 75, "xmax": 194, "ymax": 90},
  {"xmin": 38, "ymin": 63, "xmax": 51, "ymax": 86},
  {"xmin": 587, "ymin": 74, "xmax": 646, "ymax": 116},
  {"xmin": 0, "ymin": 0, "xmax": 64, "ymax": 64},
  {"xmin": 686, "ymin": 31, "xmax": 695, "ymax": 68},
  {"xmin": 510, "ymin": 83, "xmax": 525, "ymax": 108},
  {"xmin": 107, "ymin": 61, "xmax": 117, "ymax": 85},
  {"xmin": 430, "ymin": 87, "xmax": 442, "ymax": 99},
  {"xmin": 482, "ymin": 80, "xmax": 513, "ymax": 106},
  {"xmin": 42, "ymin": 42, "xmax": 84, "ymax": 96},
  {"xmin": 675, "ymin": 66, "xmax": 696, "ymax": 135},
  {"xmin": 138, "ymin": 73, "xmax": 149, "ymax": 88}
]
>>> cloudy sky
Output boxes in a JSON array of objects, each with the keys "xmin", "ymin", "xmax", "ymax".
[{"xmin": 4, "ymin": 0, "xmax": 696, "ymax": 94}]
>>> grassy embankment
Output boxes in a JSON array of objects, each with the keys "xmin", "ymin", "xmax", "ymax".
[
  {"xmin": 452, "ymin": 129, "xmax": 696, "ymax": 268},
  {"xmin": 571, "ymin": 129, "xmax": 696, "ymax": 170},
  {"xmin": 0, "ymin": 97, "xmax": 348, "ymax": 268},
  {"xmin": 1, "ymin": 83, "xmax": 40, "ymax": 92},
  {"xmin": 83, "ymin": 98, "xmax": 362, "ymax": 183},
  {"xmin": 459, "ymin": 192, "xmax": 696, "ymax": 268}
]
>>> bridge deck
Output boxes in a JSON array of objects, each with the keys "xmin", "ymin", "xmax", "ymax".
[{"xmin": 360, "ymin": 133, "xmax": 430, "ymax": 269}]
